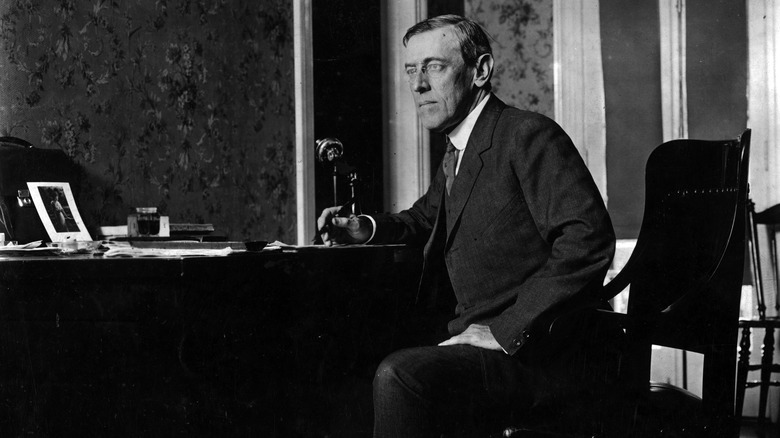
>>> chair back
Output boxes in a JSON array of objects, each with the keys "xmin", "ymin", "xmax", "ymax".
[
  {"xmin": 602, "ymin": 130, "xmax": 751, "ymax": 433},
  {"xmin": 503, "ymin": 131, "xmax": 751, "ymax": 438},
  {"xmin": 747, "ymin": 199, "xmax": 780, "ymax": 320}
]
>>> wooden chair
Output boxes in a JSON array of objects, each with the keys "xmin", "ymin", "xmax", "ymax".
[
  {"xmin": 504, "ymin": 130, "xmax": 751, "ymax": 438},
  {"xmin": 736, "ymin": 200, "xmax": 780, "ymax": 424}
]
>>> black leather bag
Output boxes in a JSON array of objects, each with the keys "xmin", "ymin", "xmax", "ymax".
[{"xmin": 0, "ymin": 137, "xmax": 81, "ymax": 243}]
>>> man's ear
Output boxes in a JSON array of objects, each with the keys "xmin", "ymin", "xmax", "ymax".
[{"xmin": 472, "ymin": 53, "xmax": 494, "ymax": 88}]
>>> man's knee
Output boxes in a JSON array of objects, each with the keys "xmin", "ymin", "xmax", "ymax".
[
  {"xmin": 374, "ymin": 351, "xmax": 409, "ymax": 392},
  {"xmin": 373, "ymin": 348, "xmax": 433, "ymax": 399}
]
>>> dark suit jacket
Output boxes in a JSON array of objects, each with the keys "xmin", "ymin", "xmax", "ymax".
[{"xmin": 371, "ymin": 95, "xmax": 615, "ymax": 356}]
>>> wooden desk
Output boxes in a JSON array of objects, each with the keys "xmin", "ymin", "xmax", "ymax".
[{"xmin": 0, "ymin": 246, "xmax": 424, "ymax": 437}]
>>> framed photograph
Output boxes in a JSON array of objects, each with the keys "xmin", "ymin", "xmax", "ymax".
[{"xmin": 27, "ymin": 182, "xmax": 92, "ymax": 242}]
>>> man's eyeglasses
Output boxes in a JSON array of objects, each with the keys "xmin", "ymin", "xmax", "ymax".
[{"xmin": 405, "ymin": 62, "xmax": 447, "ymax": 82}]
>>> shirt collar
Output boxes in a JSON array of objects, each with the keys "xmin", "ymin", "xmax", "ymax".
[{"xmin": 447, "ymin": 93, "xmax": 491, "ymax": 151}]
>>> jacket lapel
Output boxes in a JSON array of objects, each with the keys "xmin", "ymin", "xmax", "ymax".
[{"xmin": 445, "ymin": 95, "xmax": 504, "ymax": 241}]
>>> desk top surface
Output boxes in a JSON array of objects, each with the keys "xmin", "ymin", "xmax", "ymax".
[{"xmin": 0, "ymin": 244, "xmax": 421, "ymax": 282}]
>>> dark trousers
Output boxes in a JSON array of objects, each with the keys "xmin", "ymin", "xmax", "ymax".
[{"xmin": 372, "ymin": 344, "xmax": 549, "ymax": 438}]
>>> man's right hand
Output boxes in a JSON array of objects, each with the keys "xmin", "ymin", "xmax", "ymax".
[{"xmin": 317, "ymin": 206, "xmax": 373, "ymax": 246}]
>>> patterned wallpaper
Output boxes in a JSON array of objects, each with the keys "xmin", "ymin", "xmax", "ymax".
[
  {"xmin": 466, "ymin": 0, "xmax": 554, "ymax": 117},
  {"xmin": 0, "ymin": 0, "xmax": 295, "ymax": 242}
]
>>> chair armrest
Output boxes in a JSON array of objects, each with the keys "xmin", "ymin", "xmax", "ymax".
[
  {"xmin": 546, "ymin": 308, "xmax": 630, "ymax": 337},
  {"xmin": 601, "ymin": 272, "xmax": 631, "ymax": 302},
  {"xmin": 599, "ymin": 237, "xmax": 652, "ymax": 302}
]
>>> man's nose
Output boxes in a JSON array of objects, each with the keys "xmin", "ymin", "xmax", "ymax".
[{"xmin": 410, "ymin": 72, "xmax": 430, "ymax": 92}]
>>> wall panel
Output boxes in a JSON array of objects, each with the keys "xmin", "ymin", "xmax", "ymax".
[{"xmin": 0, "ymin": 0, "xmax": 296, "ymax": 242}]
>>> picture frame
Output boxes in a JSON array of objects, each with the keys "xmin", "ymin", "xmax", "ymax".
[{"xmin": 27, "ymin": 182, "xmax": 92, "ymax": 242}]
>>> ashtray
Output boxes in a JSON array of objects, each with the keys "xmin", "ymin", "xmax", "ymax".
[{"xmin": 46, "ymin": 241, "xmax": 102, "ymax": 254}]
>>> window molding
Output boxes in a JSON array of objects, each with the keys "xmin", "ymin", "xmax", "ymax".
[
  {"xmin": 553, "ymin": 0, "xmax": 608, "ymax": 203},
  {"xmin": 748, "ymin": 0, "xmax": 780, "ymax": 211},
  {"xmin": 294, "ymin": 0, "xmax": 315, "ymax": 245},
  {"xmin": 296, "ymin": 0, "xmax": 429, "ymax": 241},
  {"xmin": 382, "ymin": 0, "xmax": 430, "ymax": 212},
  {"xmin": 659, "ymin": 0, "xmax": 688, "ymax": 141}
]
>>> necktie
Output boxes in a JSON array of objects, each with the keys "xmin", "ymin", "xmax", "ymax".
[{"xmin": 443, "ymin": 138, "xmax": 459, "ymax": 195}]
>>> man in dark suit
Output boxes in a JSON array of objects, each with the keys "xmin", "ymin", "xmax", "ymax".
[{"xmin": 318, "ymin": 14, "xmax": 615, "ymax": 438}]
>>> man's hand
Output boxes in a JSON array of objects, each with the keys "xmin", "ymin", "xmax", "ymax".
[
  {"xmin": 438, "ymin": 324, "xmax": 503, "ymax": 351},
  {"xmin": 317, "ymin": 206, "xmax": 373, "ymax": 246}
]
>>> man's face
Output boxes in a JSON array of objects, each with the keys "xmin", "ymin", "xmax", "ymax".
[{"xmin": 404, "ymin": 27, "xmax": 476, "ymax": 133}]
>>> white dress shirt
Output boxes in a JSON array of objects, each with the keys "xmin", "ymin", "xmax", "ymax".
[{"xmin": 446, "ymin": 93, "xmax": 491, "ymax": 175}]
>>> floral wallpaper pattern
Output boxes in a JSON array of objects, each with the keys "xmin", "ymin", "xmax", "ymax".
[
  {"xmin": 466, "ymin": 0, "xmax": 554, "ymax": 117},
  {"xmin": 0, "ymin": 0, "xmax": 295, "ymax": 242}
]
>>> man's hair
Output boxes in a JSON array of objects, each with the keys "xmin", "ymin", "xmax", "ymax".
[{"xmin": 402, "ymin": 14, "xmax": 493, "ymax": 67}]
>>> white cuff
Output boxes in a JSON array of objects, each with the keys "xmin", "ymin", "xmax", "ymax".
[{"xmin": 359, "ymin": 214, "xmax": 377, "ymax": 244}]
